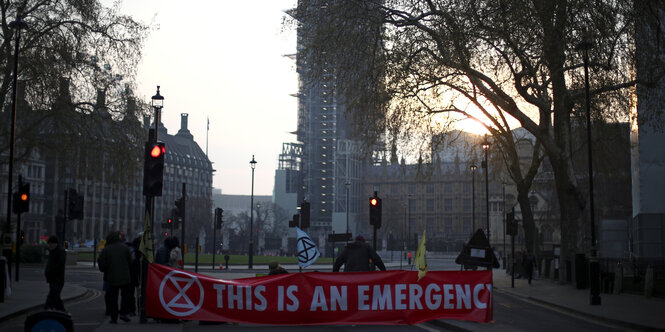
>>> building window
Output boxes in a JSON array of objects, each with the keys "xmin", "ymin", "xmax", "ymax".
[
  {"xmin": 408, "ymin": 185, "xmax": 416, "ymax": 194},
  {"xmin": 463, "ymin": 198, "xmax": 471, "ymax": 212},
  {"xmin": 444, "ymin": 184, "xmax": 452, "ymax": 193},
  {"xmin": 444, "ymin": 198, "xmax": 453, "ymax": 212},
  {"xmin": 426, "ymin": 199, "xmax": 434, "ymax": 212},
  {"xmin": 426, "ymin": 184, "xmax": 434, "ymax": 194}
]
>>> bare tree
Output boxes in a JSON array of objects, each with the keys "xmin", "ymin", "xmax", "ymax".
[
  {"xmin": 1, "ymin": 0, "xmax": 150, "ymax": 173},
  {"xmin": 289, "ymin": 0, "xmax": 659, "ymax": 271}
]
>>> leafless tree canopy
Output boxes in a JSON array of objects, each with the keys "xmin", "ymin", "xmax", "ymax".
[{"xmin": 289, "ymin": 0, "xmax": 661, "ymax": 263}]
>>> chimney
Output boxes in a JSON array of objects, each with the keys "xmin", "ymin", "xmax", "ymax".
[
  {"xmin": 181, "ymin": 113, "xmax": 188, "ymax": 131},
  {"xmin": 176, "ymin": 113, "xmax": 193, "ymax": 140}
]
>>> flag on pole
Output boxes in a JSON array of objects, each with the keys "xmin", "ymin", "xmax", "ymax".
[
  {"xmin": 139, "ymin": 211, "xmax": 154, "ymax": 263},
  {"xmin": 415, "ymin": 229, "xmax": 427, "ymax": 281},
  {"xmin": 295, "ymin": 227, "xmax": 320, "ymax": 268}
]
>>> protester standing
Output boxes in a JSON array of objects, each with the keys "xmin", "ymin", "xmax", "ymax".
[
  {"xmin": 98, "ymin": 231, "xmax": 133, "ymax": 323},
  {"xmin": 333, "ymin": 235, "xmax": 386, "ymax": 272},
  {"xmin": 268, "ymin": 261, "xmax": 288, "ymax": 275},
  {"xmin": 155, "ymin": 237, "xmax": 172, "ymax": 266},
  {"xmin": 168, "ymin": 237, "xmax": 182, "ymax": 269},
  {"xmin": 44, "ymin": 235, "xmax": 66, "ymax": 311}
]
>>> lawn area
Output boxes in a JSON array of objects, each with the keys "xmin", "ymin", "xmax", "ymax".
[{"xmin": 75, "ymin": 250, "xmax": 333, "ymax": 265}]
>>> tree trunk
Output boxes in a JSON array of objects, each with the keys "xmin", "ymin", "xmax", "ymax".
[{"xmin": 516, "ymin": 186, "xmax": 537, "ymax": 253}]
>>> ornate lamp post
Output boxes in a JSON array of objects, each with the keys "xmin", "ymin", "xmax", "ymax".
[
  {"xmin": 577, "ymin": 35, "xmax": 601, "ymax": 306},
  {"xmin": 482, "ymin": 137, "xmax": 491, "ymax": 270},
  {"xmin": 248, "ymin": 155, "xmax": 257, "ymax": 269}
]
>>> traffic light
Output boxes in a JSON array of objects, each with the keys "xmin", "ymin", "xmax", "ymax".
[
  {"xmin": 369, "ymin": 192, "xmax": 382, "ymax": 228},
  {"xmin": 143, "ymin": 141, "xmax": 165, "ymax": 196},
  {"xmin": 215, "ymin": 208, "xmax": 223, "ymax": 229},
  {"xmin": 19, "ymin": 230, "xmax": 25, "ymax": 246},
  {"xmin": 174, "ymin": 197, "xmax": 185, "ymax": 225},
  {"xmin": 67, "ymin": 189, "xmax": 84, "ymax": 220},
  {"xmin": 289, "ymin": 214, "xmax": 299, "ymax": 228},
  {"xmin": 12, "ymin": 183, "xmax": 30, "ymax": 214},
  {"xmin": 506, "ymin": 208, "xmax": 517, "ymax": 236},
  {"xmin": 300, "ymin": 201, "xmax": 310, "ymax": 228},
  {"xmin": 161, "ymin": 218, "xmax": 173, "ymax": 229}
]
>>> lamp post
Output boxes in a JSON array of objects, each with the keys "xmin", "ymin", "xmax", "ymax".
[
  {"xmin": 482, "ymin": 137, "xmax": 490, "ymax": 270},
  {"xmin": 3, "ymin": 15, "xmax": 27, "ymax": 283},
  {"xmin": 577, "ymin": 36, "xmax": 601, "ymax": 306},
  {"xmin": 151, "ymin": 86, "xmax": 164, "ymax": 141},
  {"xmin": 502, "ymin": 182, "xmax": 506, "ymax": 269},
  {"xmin": 248, "ymin": 155, "xmax": 257, "ymax": 269},
  {"xmin": 470, "ymin": 164, "xmax": 477, "ymax": 233}
]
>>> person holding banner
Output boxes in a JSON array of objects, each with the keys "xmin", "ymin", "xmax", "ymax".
[{"xmin": 333, "ymin": 235, "xmax": 386, "ymax": 272}]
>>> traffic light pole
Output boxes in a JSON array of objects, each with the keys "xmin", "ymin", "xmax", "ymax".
[
  {"xmin": 14, "ymin": 176, "xmax": 22, "ymax": 282},
  {"xmin": 180, "ymin": 183, "xmax": 186, "ymax": 267},
  {"xmin": 212, "ymin": 222, "xmax": 216, "ymax": 270}
]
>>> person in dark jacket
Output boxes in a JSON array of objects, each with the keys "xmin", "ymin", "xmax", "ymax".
[
  {"xmin": 522, "ymin": 250, "xmax": 536, "ymax": 285},
  {"xmin": 333, "ymin": 235, "xmax": 386, "ymax": 272},
  {"xmin": 44, "ymin": 235, "xmax": 66, "ymax": 311},
  {"xmin": 155, "ymin": 237, "xmax": 173, "ymax": 265},
  {"xmin": 98, "ymin": 231, "xmax": 133, "ymax": 324}
]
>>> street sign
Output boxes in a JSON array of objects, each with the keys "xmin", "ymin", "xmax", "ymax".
[
  {"xmin": 327, "ymin": 233, "xmax": 352, "ymax": 243},
  {"xmin": 455, "ymin": 229, "xmax": 500, "ymax": 268}
]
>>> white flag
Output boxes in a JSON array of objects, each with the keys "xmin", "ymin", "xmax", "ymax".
[{"xmin": 295, "ymin": 227, "xmax": 320, "ymax": 268}]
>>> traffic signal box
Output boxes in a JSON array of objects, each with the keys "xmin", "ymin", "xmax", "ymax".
[
  {"xmin": 174, "ymin": 197, "xmax": 185, "ymax": 226},
  {"xmin": 506, "ymin": 208, "xmax": 517, "ymax": 236},
  {"xmin": 143, "ymin": 141, "xmax": 165, "ymax": 197},
  {"xmin": 300, "ymin": 201, "xmax": 310, "ymax": 228},
  {"xmin": 369, "ymin": 192, "xmax": 382, "ymax": 228},
  {"xmin": 12, "ymin": 183, "xmax": 30, "ymax": 214},
  {"xmin": 215, "ymin": 208, "xmax": 223, "ymax": 229},
  {"xmin": 289, "ymin": 214, "xmax": 300, "ymax": 228},
  {"xmin": 161, "ymin": 218, "xmax": 173, "ymax": 230},
  {"xmin": 67, "ymin": 189, "xmax": 84, "ymax": 220}
]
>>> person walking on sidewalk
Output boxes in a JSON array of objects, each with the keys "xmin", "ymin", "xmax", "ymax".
[
  {"xmin": 522, "ymin": 250, "xmax": 536, "ymax": 285},
  {"xmin": 333, "ymin": 235, "xmax": 386, "ymax": 272},
  {"xmin": 44, "ymin": 235, "xmax": 66, "ymax": 311},
  {"xmin": 98, "ymin": 231, "xmax": 133, "ymax": 324}
]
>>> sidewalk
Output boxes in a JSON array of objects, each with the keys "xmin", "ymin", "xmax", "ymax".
[
  {"xmin": 2, "ymin": 263, "xmax": 664, "ymax": 331},
  {"xmin": 0, "ymin": 273, "xmax": 87, "ymax": 322},
  {"xmin": 436, "ymin": 271, "xmax": 665, "ymax": 331}
]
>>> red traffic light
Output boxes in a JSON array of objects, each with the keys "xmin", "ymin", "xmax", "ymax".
[
  {"xmin": 168, "ymin": 218, "xmax": 172, "ymax": 224},
  {"xmin": 20, "ymin": 193, "xmax": 28, "ymax": 201},
  {"xmin": 150, "ymin": 144, "xmax": 165, "ymax": 158},
  {"xmin": 370, "ymin": 198, "xmax": 378, "ymax": 206}
]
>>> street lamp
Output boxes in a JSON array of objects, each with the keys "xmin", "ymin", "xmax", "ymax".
[
  {"xmin": 577, "ymin": 35, "xmax": 601, "ymax": 306},
  {"xmin": 482, "ymin": 136, "xmax": 490, "ymax": 270},
  {"xmin": 470, "ymin": 164, "xmax": 477, "ymax": 233},
  {"xmin": 4, "ymin": 15, "xmax": 27, "ymax": 284},
  {"xmin": 249, "ymin": 155, "xmax": 257, "ymax": 269},
  {"xmin": 151, "ymin": 86, "xmax": 164, "ymax": 140}
]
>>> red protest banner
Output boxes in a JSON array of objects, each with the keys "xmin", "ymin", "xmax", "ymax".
[{"xmin": 146, "ymin": 263, "xmax": 493, "ymax": 325}]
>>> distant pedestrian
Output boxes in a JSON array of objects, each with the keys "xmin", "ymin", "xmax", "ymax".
[
  {"xmin": 333, "ymin": 235, "xmax": 386, "ymax": 272},
  {"xmin": 268, "ymin": 261, "xmax": 288, "ymax": 275},
  {"xmin": 98, "ymin": 231, "xmax": 133, "ymax": 324},
  {"xmin": 522, "ymin": 250, "xmax": 536, "ymax": 285},
  {"xmin": 44, "ymin": 235, "xmax": 66, "ymax": 311}
]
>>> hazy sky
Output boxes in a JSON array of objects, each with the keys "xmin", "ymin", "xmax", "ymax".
[{"xmin": 115, "ymin": 0, "xmax": 298, "ymax": 196}]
